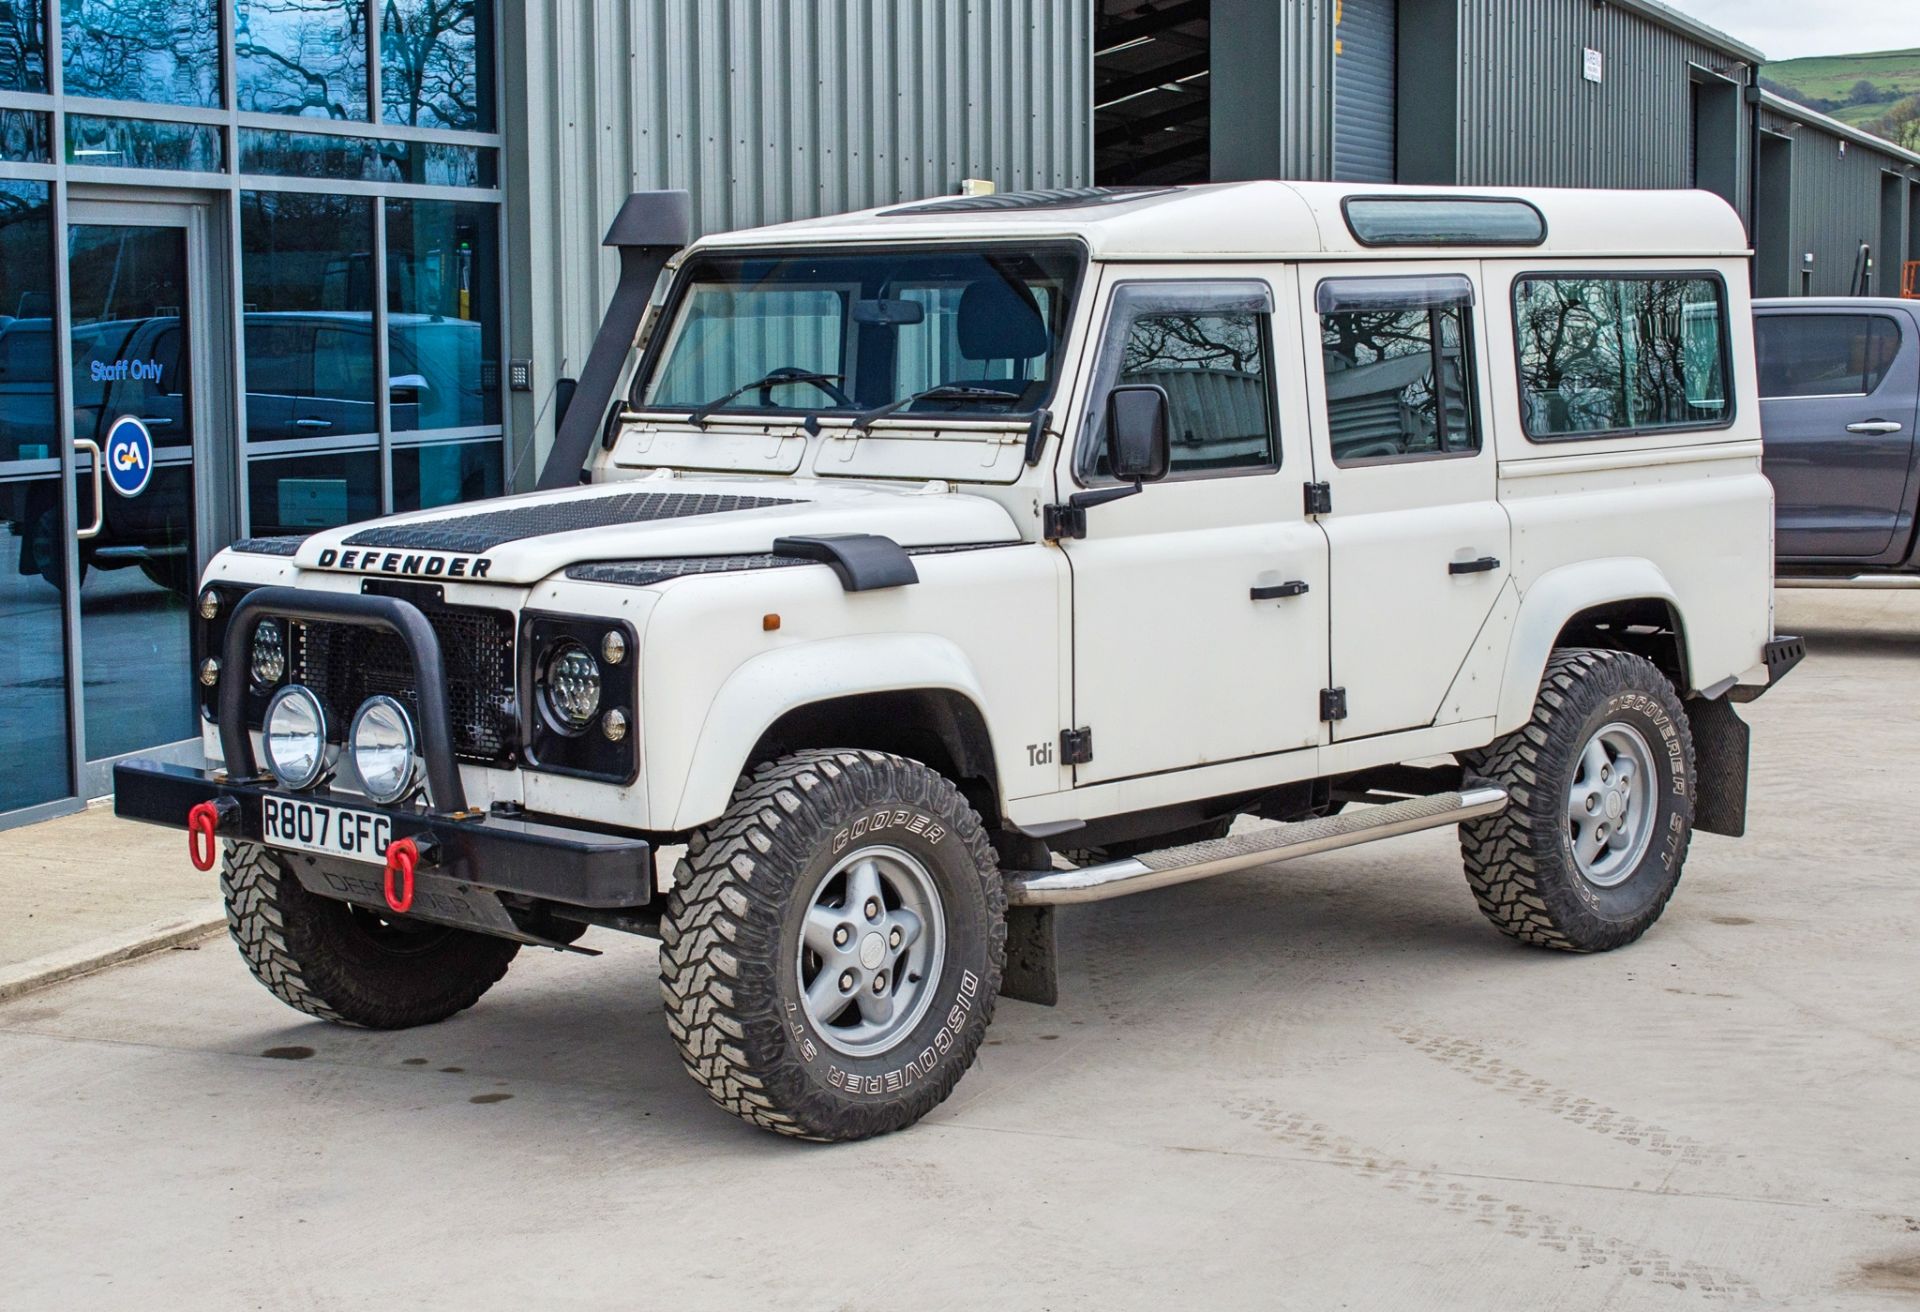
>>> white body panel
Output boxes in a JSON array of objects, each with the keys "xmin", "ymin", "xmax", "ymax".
[{"xmin": 197, "ymin": 182, "xmax": 1779, "ymax": 845}]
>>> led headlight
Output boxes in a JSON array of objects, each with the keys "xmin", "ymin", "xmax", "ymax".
[
  {"xmin": 541, "ymin": 640, "xmax": 602, "ymax": 732},
  {"xmin": 250, "ymin": 620, "xmax": 286, "ymax": 690},
  {"xmin": 262, "ymin": 685, "xmax": 328, "ymax": 791},
  {"xmin": 349, "ymin": 695, "xmax": 419, "ymax": 804}
]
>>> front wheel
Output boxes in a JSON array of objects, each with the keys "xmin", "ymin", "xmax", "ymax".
[
  {"xmin": 659, "ymin": 750, "xmax": 1006, "ymax": 1141},
  {"xmin": 1459, "ymin": 649, "xmax": 1695, "ymax": 952},
  {"xmin": 223, "ymin": 842, "xmax": 519, "ymax": 1027}
]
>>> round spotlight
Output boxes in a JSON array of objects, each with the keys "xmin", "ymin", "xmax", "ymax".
[
  {"xmin": 601, "ymin": 630, "xmax": 627, "ymax": 665},
  {"xmin": 349, "ymin": 695, "xmax": 418, "ymax": 804},
  {"xmin": 198, "ymin": 657, "xmax": 221, "ymax": 687},
  {"xmin": 542, "ymin": 641, "xmax": 602, "ymax": 731},
  {"xmin": 250, "ymin": 620, "xmax": 286, "ymax": 690},
  {"xmin": 601, "ymin": 707, "xmax": 628, "ymax": 742},
  {"xmin": 262, "ymin": 685, "xmax": 328, "ymax": 791},
  {"xmin": 197, "ymin": 589, "xmax": 221, "ymax": 620}
]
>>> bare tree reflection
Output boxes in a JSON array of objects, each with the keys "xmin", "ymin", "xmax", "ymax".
[
  {"xmin": 60, "ymin": 0, "xmax": 220, "ymax": 104},
  {"xmin": 236, "ymin": 0, "xmax": 366, "ymax": 118},
  {"xmin": 1517, "ymin": 279, "xmax": 1726, "ymax": 434},
  {"xmin": 382, "ymin": 0, "xmax": 481, "ymax": 130}
]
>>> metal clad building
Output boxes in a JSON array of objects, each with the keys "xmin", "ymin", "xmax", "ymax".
[
  {"xmin": 1757, "ymin": 92, "xmax": 1920, "ymax": 298},
  {"xmin": 505, "ymin": 0, "xmax": 1094, "ymax": 475}
]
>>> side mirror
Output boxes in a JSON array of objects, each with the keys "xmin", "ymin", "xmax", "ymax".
[
  {"xmin": 1105, "ymin": 383, "xmax": 1171, "ymax": 484},
  {"xmin": 390, "ymin": 373, "xmax": 431, "ymax": 399}
]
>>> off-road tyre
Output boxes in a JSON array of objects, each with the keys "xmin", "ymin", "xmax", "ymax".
[
  {"xmin": 659, "ymin": 749, "xmax": 1007, "ymax": 1141},
  {"xmin": 222, "ymin": 841, "xmax": 519, "ymax": 1028},
  {"xmin": 1459, "ymin": 649, "xmax": 1695, "ymax": 953}
]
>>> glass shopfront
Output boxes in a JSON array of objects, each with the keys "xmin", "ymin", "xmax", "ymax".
[{"xmin": 0, "ymin": 0, "xmax": 502, "ymax": 826}]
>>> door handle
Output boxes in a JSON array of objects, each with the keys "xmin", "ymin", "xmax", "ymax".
[
  {"xmin": 137, "ymin": 416, "xmax": 174, "ymax": 428},
  {"xmin": 74, "ymin": 438, "xmax": 104, "ymax": 540},
  {"xmin": 293, "ymin": 417, "xmax": 334, "ymax": 430},
  {"xmin": 1846, "ymin": 421, "xmax": 1904, "ymax": 435},
  {"xmin": 1251, "ymin": 581, "xmax": 1311, "ymax": 601},
  {"xmin": 1449, "ymin": 556, "xmax": 1502, "ymax": 576}
]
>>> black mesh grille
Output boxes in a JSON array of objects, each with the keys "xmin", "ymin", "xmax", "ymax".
[
  {"xmin": 564, "ymin": 542, "xmax": 1016, "ymax": 588},
  {"xmin": 229, "ymin": 535, "xmax": 307, "ymax": 557},
  {"xmin": 291, "ymin": 602, "xmax": 517, "ymax": 762},
  {"xmin": 340, "ymin": 491, "xmax": 800, "ymax": 554},
  {"xmin": 881, "ymin": 187, "xmax": 1178, "ymax": 216}
]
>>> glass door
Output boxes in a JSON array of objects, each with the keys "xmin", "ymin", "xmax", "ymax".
[{"xmin": 65, "ymin": 197, "xmax": 231, "ymax": 796}]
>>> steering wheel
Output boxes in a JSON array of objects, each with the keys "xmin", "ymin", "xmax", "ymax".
[{"xmin": 758, "ymin": 366, "xmax": 854, "ymax": 408}]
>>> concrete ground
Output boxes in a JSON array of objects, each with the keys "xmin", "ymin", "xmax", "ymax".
[
  {"xmin": 0, "ymin": 801, "xmax": 220, "ymax": 998},
  {"xmin": 1, "ymin": 589, "xmax": 1917, "ymax": 1310}
]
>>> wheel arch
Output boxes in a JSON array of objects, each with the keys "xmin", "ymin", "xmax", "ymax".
[
  {"xmin": 663, "ymin": 634, "xmax": 1003, "ymax": 832},
  {"xmin": 1496, "ymin": 560, "xmax": 1695, "ymax": 730}
]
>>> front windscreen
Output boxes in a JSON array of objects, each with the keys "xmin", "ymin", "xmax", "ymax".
[{"xmin": 637, "ymin": 245, "xmax": 1081, "ymax": 421}]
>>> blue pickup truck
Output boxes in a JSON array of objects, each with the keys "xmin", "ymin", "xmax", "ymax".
[{"xmin": 1757, "ymin": 298, "xmax": 1920, "ymax": 581}]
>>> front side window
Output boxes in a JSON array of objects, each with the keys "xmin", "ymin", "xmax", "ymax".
[
  {"xmin": 1515, "ymin": 275, "xmax": 1731, "ymax": 439},
  {"xmin": 1756, "ymin": 315, "xmax": 1903, "ymax": 400},
  {"xmin": 1318, "ymin": 276, "xmax": 1479, "ymax": 464},
  {"xmin": 1081, "ymin": 281, "xmax": 1279, "ymax": 482},
  {"xmin": 640, "ymin": 246, "xmax": 1081, "ymax": 423}
]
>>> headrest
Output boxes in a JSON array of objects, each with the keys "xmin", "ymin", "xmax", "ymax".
[{"xmin": 957, "ymin": 278, "xmax": 1049, "ymax": 361}]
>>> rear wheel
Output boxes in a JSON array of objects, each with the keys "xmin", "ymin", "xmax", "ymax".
[
  {"xmin": 659, "ymin": 749, "xmax": 1005, "ymax": 1141},
  {"xmin": 222, "ymin": 842, "xmax": 519, "ymax": 1028},
  {"xmin": 1459, "ymin": 649, "xmax": 1695, "ymax": 952}
]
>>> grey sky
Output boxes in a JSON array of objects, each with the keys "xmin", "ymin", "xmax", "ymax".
[{"xmin": 1667, "ymin": 1, "xmax": 1917, "ymax": 62}]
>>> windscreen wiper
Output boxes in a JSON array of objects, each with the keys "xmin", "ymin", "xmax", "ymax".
[
  {"xmin": 848, "ymin": 384, "xmax": 1022, "ymax": 434},
  {"xmin": 684, "ymin": 369, "xmax": 844, "ymax": 428}
]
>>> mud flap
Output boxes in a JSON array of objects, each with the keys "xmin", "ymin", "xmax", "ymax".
[
  {"xmin": 1687, "ymin": 697, "xmax": 1751, "ymax": 839},
  {"xmin": 1000, "ymin": 905, "xmax": 1059, "ymax": 1007}
]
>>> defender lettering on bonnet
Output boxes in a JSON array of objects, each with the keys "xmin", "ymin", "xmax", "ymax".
[{"xmin": 314, "ymin": 548, "xmax": 493, "ymax": 579}]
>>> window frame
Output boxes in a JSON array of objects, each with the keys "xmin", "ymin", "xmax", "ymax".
[
  {"xmin": 1315, "ymin": 275, "xmax": 1484, "ymax": 469},
  {"xmin": 1074, "ymin": 277, "xmax": 1284, "ymax": 487},
  {"xmin": 1754, "ymin": 309, "xmax": 1907, "ymax": 401},
  {"xmin": 1511, "ymin": 268, "xmax": 1738, "ymax": 444}
]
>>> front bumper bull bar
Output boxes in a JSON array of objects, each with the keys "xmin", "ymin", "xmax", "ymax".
[{"xmin": 113, "ymin": 759, "xmax": 651, "ymax": 910}]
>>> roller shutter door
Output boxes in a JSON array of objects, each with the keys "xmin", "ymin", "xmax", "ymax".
[{"xmin": 1334, "ymin": 0, "xmax": 1397, "ymax": 183}]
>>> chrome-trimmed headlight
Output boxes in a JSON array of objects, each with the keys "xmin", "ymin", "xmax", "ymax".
[
  {"xmin": 262, "ymin": 685, "xmax": 328, "ymax": 791},
  {"xmin": 349, "ymin": 695, "xmax": 419, "ymax": 805},
  {"xmin": 540, "ymin": 640, "xmax": 602, "ymax": 732},
  {"xmin": 249, "ymin": 619, "xmax": 286, "ymax": 690}
]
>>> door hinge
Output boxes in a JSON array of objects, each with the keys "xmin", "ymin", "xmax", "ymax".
[
  {"xmin": 1060, "ymin": 727, "xmax": 1094, "ymax": 766},
  {"xmin": 1304, "ymin": 482, "xmax": 1333, "ymax": 516},
  {"xmin": 1043, "ymin": 502, "xmax": 1087, "ymax": 541},
  {"xmin": 1320, "ymin": 688, "xmax": 1348, "ymax": 722}
]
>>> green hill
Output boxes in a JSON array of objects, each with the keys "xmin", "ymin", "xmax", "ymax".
[{"xmin": 1764, "ymin": 49, "xmax": 1920, "ymax": 149}]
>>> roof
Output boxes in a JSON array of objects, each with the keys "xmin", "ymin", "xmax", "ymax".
[
  {"xmin": 1759, "ymin": 90, "xmax": 1920, "ymax": 171},
  {"xmin": 1609, "ymin": 0, "xmax": 1765, "ymax": 64},
  {"xmin": 691, "ymin": 181, "xmax": 1753, "ymax": 262}
]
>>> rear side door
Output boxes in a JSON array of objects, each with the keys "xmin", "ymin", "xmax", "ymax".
[
  {"xmin": 1757, "ymin": 308, "xmax": 1920, "ymax": 562},
  {"xmin": 1297, "ymin": 264, "xmax": 1510, "ymax": 741}
]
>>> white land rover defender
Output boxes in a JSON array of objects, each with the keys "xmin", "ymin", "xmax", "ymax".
[{"xmin": 118, "ymin": 183, "xmax": 1802, "ymax": 1141}]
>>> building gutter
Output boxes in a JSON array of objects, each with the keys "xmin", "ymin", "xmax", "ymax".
[
  {"xmin": 1605, "ymin": 0, "xmax": 1766, "ymax": 66},
  {"xmin": 1758, "ymin": 90, "xmax": 1920, "ymax": 171}
]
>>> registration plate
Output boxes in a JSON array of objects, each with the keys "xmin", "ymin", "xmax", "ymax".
[{"xmin": 261, "ymin": 795, "xmax": 392, "ymax": 866}]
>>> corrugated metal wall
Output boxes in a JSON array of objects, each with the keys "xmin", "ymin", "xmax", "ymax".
[
  {"xmin": 501, "ymin": 0, "xmax": 1091, "ymax": 480},
  {"xmin": 1209, "ymin": 0, "xmax": 1332, "ymax": 182},
  {"xmin": 1759, "ymin": 103, "xmax": 1920, "ymax": 298},
  {"xmin": 1453, "ymin": 0, "xmax": 1753, "ymax": 223}
]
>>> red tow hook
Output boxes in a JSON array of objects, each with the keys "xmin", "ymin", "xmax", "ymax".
[
  {"xmin": 384, "ymin": 838, "xmax": 419, "ymax": 915},
  {"xmin": 186, "ymin": 802, "xmax": 221, "ymax": 872}
]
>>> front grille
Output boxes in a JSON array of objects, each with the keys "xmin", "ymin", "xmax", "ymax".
[{"xmin": 291, "ymin": 602, "xmax": 517, "ymax": 762}]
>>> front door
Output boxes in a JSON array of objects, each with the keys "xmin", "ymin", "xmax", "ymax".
[
  {"xmin": 64, "ymin": 196, "xmax": 232, "ymax": 794},
  {"xmin": 1299, "ymin": 264, "xmax": 1511, "ymax": 742},
  {"xmin": 1756, "ymin": 307, "xmax": 1920, "ymax": 562},
  {"xmin": 1065, "ymin": 269, "xmax": 1331, "ymax": 785}
]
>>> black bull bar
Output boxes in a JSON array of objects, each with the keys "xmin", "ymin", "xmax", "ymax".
[{"xmin": 113, "ymin": 586, "xmax": 651, "ymax": 910}]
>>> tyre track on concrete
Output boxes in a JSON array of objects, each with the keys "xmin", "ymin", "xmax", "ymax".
[
  {"xmin": 1231, "ymin": 1099, "xmax": 1763, "ymax": 1304},
  {"xmin": 1387, "ymin": 1024, "xmax": 1728, "ymax": 1170}
]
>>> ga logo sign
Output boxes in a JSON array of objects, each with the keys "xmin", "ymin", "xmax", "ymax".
[{"xmin": 104, "ymin": 416, "xmax": 154, "ymax": 499}]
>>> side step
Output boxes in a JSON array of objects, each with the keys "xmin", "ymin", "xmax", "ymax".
[{"xmin": 1005, "ymin": 787, "xmax": 1509, "ymax": 907}]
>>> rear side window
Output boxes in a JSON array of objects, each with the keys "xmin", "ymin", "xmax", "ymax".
[
  {"xmin": 1513, "ymin": 275, "xmax": 1731, "ymax": 439},
  {"xmin": 1755, "ymin": 315, "xmax": 1903, "ymax": 399},
  {"xmin": 1317, "ymin": 275, "xmax": 1481, "ymax": 465}
]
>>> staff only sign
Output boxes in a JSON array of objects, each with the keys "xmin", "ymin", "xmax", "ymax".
[{"xmin": 104, "ymin": 416, "xmax": 154, "ymax": 499}]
